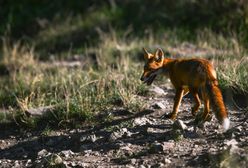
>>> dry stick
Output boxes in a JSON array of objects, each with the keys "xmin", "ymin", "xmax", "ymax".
[{"xmin": 79, "ymin": 80, "xmax": 99, "ymax": 89}]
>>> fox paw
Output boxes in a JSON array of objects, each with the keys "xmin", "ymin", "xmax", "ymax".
[
  {"xmin": 191, "ymin": 110, "xmax": 197, "ymax": 117},
  {"xmin": 161, "ymin": 114, "xmax": 170, "ymax": 119},
  {"xmin": 161, "ymin": 113, "xmax": 177, "ymax": 120},
  {"xmin": 168, "ymin": 113, "xmax": 177, "ymax": 120},
  {"xmin": 191, "ymin": 107, "xmax": 199, "ymax": 117},
  {"xmin": 204, "ymin": 114, "xmax": 212, "ymax": 122}
]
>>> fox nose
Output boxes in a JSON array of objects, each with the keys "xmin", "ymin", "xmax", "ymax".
[{"xmin": 140, "ymin": 76, "xmax": 144, "ymax": 81}]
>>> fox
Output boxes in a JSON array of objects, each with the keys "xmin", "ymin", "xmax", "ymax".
[{"xmin": 140, "ymin": 48, "xmax": 230, "ymax": 131}]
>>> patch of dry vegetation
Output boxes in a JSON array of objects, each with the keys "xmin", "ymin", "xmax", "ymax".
[{"xmin": 0, "ymin": 28, "xmax": 247, "ymax": 127}]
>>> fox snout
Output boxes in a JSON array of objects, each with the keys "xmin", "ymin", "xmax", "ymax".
[
  {"xmin": 140, "ymin": 72, "xmax": 148, "ymax": 81},
  {"xmin": 140, "ymin": 75, "xmax": 145, "ymax": 81}
]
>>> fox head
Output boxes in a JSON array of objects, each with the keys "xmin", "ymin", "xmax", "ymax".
[{"xmin": 140, "ymin": 48, "xmax": 165, "ymax": 85}]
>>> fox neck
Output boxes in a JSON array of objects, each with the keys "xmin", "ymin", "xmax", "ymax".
[{"xmin": 161, "ymin": 58, "xmax": 175, "ymax": 73}]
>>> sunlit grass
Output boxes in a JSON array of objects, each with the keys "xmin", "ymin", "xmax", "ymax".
[
  {"xmin": 0, "ymin": 36, "xmax": 146, "ymax": 127},
  {"xmin": 0, "ymin": 27, "xmax": 247, "ymax": 128}
]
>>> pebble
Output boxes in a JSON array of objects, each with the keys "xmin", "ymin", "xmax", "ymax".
[
  {"xmin": 50, "ymin": 154, "xmax": 63, "ymax": 165},
  {"xmin": 133, "ymin": 117, "xmax": 152, "ymax": 126},
  {"xmin": 163, "ymin": 158, "xmax": 172, "ymax": 164},
  {"xmin": 60, "ymin": 150, "xmax": 74, "ymax": 157},
  {"xmin": 173, "ymin": 120, "xmax": 188, "ymax": 130},
  {"xmin": 150, "ymin": 142, "xmax": 164, "ymax": 153},
  {"xmin": 130, "ymin": 158, "xmax": 136, "ymax": 165},
  {"xmin": 224, "ymin": 139, "xmax": 238, "ymax": 147},
  {"xmin": 38, "ymin": 149, "xmax": 48, "ymax": 157},
  {"xmin": 80, "ymin": 134, "xmax": 97, "ymax": 143},
  {"xmin": 152, "ymin": 102, "xmax": 166, "ymax": 109}
]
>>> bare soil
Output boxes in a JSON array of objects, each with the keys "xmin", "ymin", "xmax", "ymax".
[{"xmin": 0, "ymin": 85, "xmax": 247, "ymax": 168}]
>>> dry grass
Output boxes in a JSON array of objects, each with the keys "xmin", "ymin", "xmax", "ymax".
[{"xmin": 0, "ymin": 29, "xmax": 247, "ymax": 127}]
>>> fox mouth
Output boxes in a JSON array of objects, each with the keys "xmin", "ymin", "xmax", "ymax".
[{"xmin": 143, "ymin": 74, "xmax": 157, "ymax": 85}]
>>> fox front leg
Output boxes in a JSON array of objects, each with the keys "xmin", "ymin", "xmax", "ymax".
[
  {"xmin": 169, "ymin": 88, "xmax": 184, "ymax": 120},
  {"xmin": 161, "ymin": 88, "xmax": 184, "ymax": 120}
]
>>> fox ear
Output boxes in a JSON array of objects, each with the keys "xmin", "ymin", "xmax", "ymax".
[
  {"xmin": 155, "ymin": 48, "xmax": 164, "ymax": 62},
  {"xmin": 143, "ymin": 48, "xmax": 151, "ymax": 60}
]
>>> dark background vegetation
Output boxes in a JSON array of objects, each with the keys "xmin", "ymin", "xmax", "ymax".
[{"xmin": 1, "ymin": 0, "xmax": 248, "ymax": 56}]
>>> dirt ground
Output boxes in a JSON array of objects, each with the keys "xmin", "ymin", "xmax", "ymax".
[{"xmin": 0, "ymin": 85, "xmax": 247, "ymax": 168}]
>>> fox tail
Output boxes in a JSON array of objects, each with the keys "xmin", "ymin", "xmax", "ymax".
[{"xmin": 206, "ymin": 80, "xmax": 230, "ymax": 131}]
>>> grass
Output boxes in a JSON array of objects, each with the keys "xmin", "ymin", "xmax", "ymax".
[
  {"xmin": 0, "ymin": 25, "xmax": 247, "ymax": 128},
  {"xmin": 0, "ymin": 34, "xmax": 147, "ymax": 128}
]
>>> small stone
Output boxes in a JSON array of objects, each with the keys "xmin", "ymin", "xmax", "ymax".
[
  {"xmin": 122, "ymin": 128, "xmax": 128, "ymax": 132},
  {"xmin": 239, "ymin": 138, "xmax": 246, "ymax": 142},
  {"xmin": 152, "ymin": 102, "xmax": 166, "ymax": 109},
  {"xmin": 25, "ymin": 159, "xmax": 32, "ymax": 167},
  {"xmin": 150, "ymin": 142, "xmax": 164, "ymax": 153},
  {"xmin": 50, "ymin": 154, "xmax": 63, "ymax": 166},
  {"xmin": 235, "ymin": 126, "xmax": 243, "ymax": 132},
  {"xmin": 120, "ymin": 145, "xmax": 132, "ymax": 151},
  {"xmin": 188, "ymin": 126, "xmax": 194, "ymax": 131},
  {"xmin": 173, "ymin": 120, "xmax": 188, "ymax": 130},
  {"xmin": 225, "ymin": 139, "xmax": 238, "ymax": 147},
  {"xmin": 108, "ymin": 128, "xmax": 132, "ymax": 142},
  {"xmin": 133, "ymin": 117, "xmax": 151, "ymax": 126},
  {"xmin": 60, "ymin": 150, "xmax": 74, "ymax": 157},
  {"xmin": 38, "ymin": 149, "xmax": 48, "ymax": 157},
  {"xmin": 69, "ymin": 130, "xmax": 76, "ymax": 133},
  {"xmin": 130, "ymin": 158, "xmax": 136, "ymax": 165},
  {"xmin": 71, "ymin": 161, "xmax": 77, "ymax": 167},
  {"xmin": 80, "ymin": 134, "xmax": 97, "ymax": 143},
  {"xmin": 14, "ymin": 160, "xmax": 20, "ymax": 167},
  {"xmin": 209, "ymin": 147, "xmax": 218, "ymax": 153},
  {"xmin": 89, "ymin": 134, "xmax": 97, "ymax": 142},
  {"xmin": 163, "ymin": 158, "xmax": 171, "ymax": 164},
  {"xmin": 155, "ymin": 163, "xmax": 165, "ymax": 167},
  {"xmin": 79, "ymin": 162, "xmax": 90, "ymax": 167},
  {"xmin": 109, "ymin": 131, "xmax": 122, "ymax": 142}
]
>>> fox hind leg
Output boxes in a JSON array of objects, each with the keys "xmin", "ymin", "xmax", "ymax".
[
  {"xmin": 190, "ymin": 88, "xmax": 201, "ymax": 117},
  {"xmin": 202, "ymin": 88, "xmax": 212, "ymax": 121}
]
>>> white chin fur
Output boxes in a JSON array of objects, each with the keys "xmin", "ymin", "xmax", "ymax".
[{"xmin": 222, "ymin": 118, "xmax": 230, "ymax": 131}]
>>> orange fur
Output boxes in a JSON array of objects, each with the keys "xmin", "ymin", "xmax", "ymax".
[
  {"xmin": 140, "ymin": 48, "xmax": 229, "ymax": 130},
  {"xmin": 206, "ymin": 81, "xmax": 228, "ymax": 121}
]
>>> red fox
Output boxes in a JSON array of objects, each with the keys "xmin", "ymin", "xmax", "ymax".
[{"xmin": 140, "ymin": 48, "xmax": 230, "ymax": 131}]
